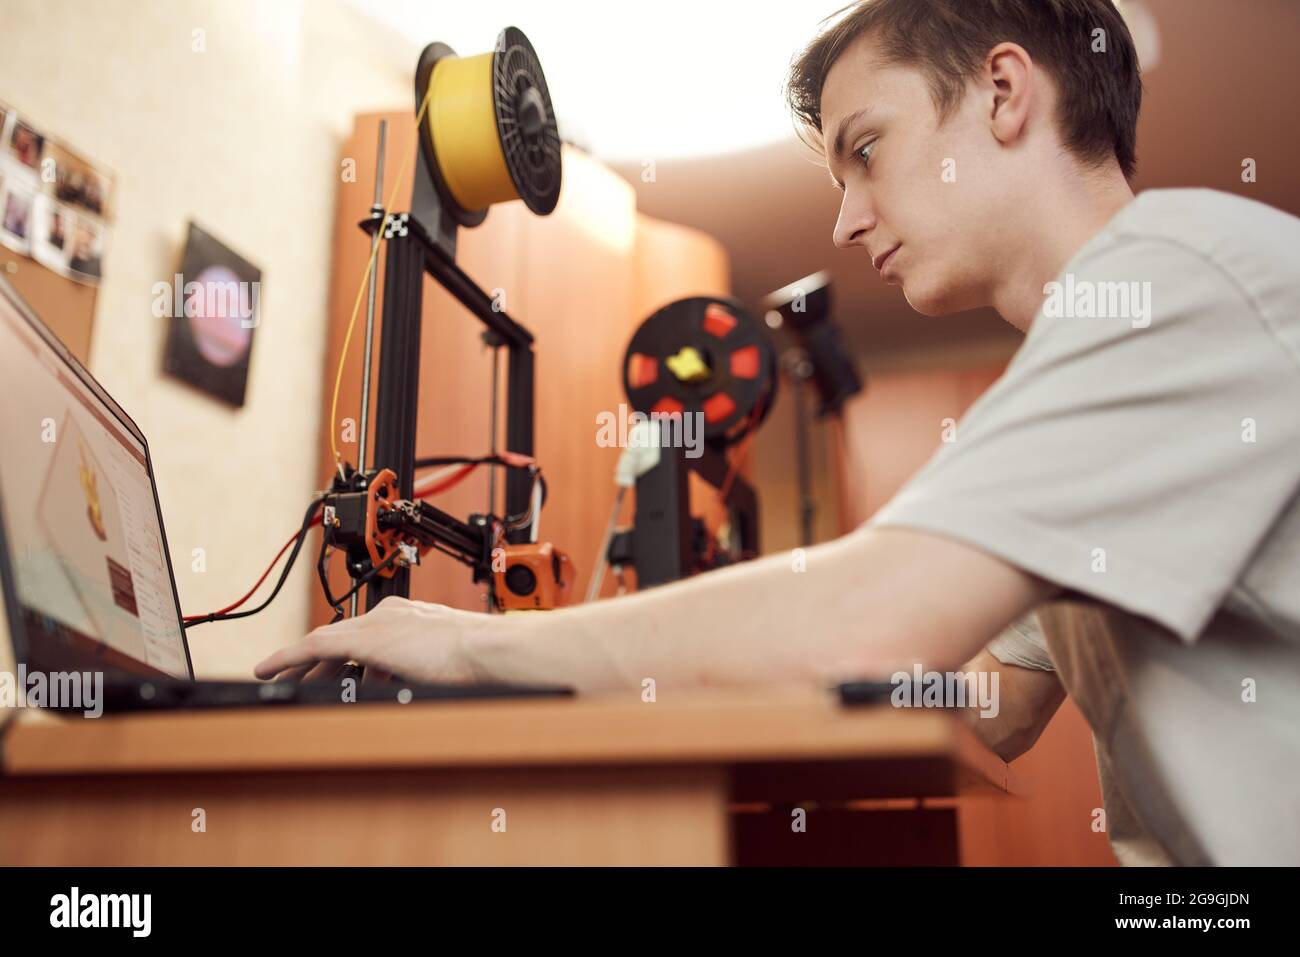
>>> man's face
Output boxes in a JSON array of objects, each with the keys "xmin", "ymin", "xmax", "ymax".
[{"xmin": 822, "ymin": 36, "xmax": 1009, "ymax": 316}]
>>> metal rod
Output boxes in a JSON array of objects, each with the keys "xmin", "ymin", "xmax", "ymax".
[
  {"xmin": 488, "ymin": 341, "xmax": 500, "ymax": 516},
  {"xmin": 365, "ymin": 227, "xmax": 427, "ymax": 609},
  {"xmin": 485, "ymin": 340, "xmax": 500, "ymax": 612},
  {"xmin": 353, "ymin": 119, "xmax": 386, "ymax": 619},
  {"xmin": 586, "ymin": 486, "xmax": 625, "ymax": 603},
  {"xmin": 357, "ymin": 119, "xmax": 387, "ymax": 476},
  {"xmin": 504, "ymin": 344, "xmax": 535, "ymax": 544},
  {"xmin": 425, "ymin": 243, "xmax": 534, "ymax": 348}
]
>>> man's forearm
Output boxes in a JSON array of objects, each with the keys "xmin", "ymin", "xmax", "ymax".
[{"xmin": 462, "ymin": 526, "xmax": 1052, "ymax": 694}]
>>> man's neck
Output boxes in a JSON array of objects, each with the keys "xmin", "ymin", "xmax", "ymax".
[{"xmin": 992, "ymin": 167, "xmax": 1136, "ymax": 332}]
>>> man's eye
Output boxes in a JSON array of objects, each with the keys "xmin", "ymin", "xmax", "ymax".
[{"xmin": 857, "ymin": 141, "xmax": 876, "ymax": 168}]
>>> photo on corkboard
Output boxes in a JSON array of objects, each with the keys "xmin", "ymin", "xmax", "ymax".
[
  {"xmin": 7, "ymin": 119, "xmax": 44, "ymax": 170},
  {"xmin": 161, "ymin": 222, "xmax": 261, "ymax": 407},
  {"xmin": 0, "ymin": 178, "xmax": 35, "ymax": 255},
  {"xmin": 46, "ymin": 142, "xmax": 111, "ymax": 218},
  {"xmin": 66, "ymin": 214, "xmax": 104, "ymax": 284},
  {"xmin": 31, "ymin": 195, "xmax": 71, "ymax": 276}
]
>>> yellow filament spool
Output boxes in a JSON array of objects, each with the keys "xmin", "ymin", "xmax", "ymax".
[{"xmin": 426, "ymin": 52, "xmax": 518, "ymax": 212}]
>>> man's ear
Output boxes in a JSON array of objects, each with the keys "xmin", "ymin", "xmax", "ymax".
[{"xmin": 986, "ymin": 42, "xmax": 1034, "ymax": 148}]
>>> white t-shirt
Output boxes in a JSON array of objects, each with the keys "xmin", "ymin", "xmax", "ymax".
[{"xmin": 871, "ymin": 188, "xmax": 1300, "ymax": 865}]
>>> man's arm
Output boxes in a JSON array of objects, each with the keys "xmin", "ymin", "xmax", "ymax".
[
  {"xmin": 958, "ymin": 648, "xmax": 1066, "ymax": 762},
  {"xmin": 256, "ymin": 525, "xmax": 1058, "ymax": 693}
]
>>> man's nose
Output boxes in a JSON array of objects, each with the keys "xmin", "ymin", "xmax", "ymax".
[{"xmin": 833, "ymin": 192, "xmax": 875, "ymax": 249}]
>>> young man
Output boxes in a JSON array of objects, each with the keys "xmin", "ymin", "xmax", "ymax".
[{"xmin": 258, "ymin": 0, "xmax": 1300, "ymax": 865}]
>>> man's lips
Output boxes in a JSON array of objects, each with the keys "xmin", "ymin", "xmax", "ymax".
[{"xmin": 872, "ymin": 244, "xmax": 901, "ymax": 272}]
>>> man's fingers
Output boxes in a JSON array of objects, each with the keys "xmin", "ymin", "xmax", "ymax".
[
  {"xmin": 303, "ymin": 659, "xmax": 347, "ymax": 683},
  {"xmin": 254, "ymin": 631, "xmax": 356, "ymax": 680},
  {"xmin": 361, "ymin": 667, "xmax": 395, "ymax": 686},
  {"xmin": 273, "ymin": 665, "xmax": 312, "ymax": 684}
]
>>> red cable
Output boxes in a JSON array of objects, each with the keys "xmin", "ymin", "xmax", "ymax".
[
  {"xmin": 417, "ymin": 462, "xmax": 478, "ymax": 497},
  {"xmin": 182, "ymin": 459, "xmax": 496, "ymax": 623},
  {"xmin": 181, "ymin": 513, "xmax": 324, "ymax": 622}
]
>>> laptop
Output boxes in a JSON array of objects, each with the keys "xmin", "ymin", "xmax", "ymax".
[{"xmin": 0, "ymin": 275, "xmax": 571, "ymax": 712}]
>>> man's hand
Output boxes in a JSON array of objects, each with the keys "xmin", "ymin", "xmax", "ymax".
[{"xmin": 254, "ymin": 596, "xmax": 498, "ymax": 685}]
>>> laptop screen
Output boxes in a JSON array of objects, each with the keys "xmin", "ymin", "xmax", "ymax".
[{"xmin": 0, "ymin": 280, "xmax": 190, "ymax": 678}]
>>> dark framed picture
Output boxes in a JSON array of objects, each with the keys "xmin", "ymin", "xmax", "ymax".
[{"xmin": 161, "ymin": 222, "xmax": 261, "ymax": 407}]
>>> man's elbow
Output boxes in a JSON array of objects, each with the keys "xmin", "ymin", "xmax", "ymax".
[
  {"xmin": 958, "ymin": 651, "xmax": 1065, "ymax": 763},
  {"xmin": 984, "ymin": 720, "xmax": 1048, "ymax": 763}
]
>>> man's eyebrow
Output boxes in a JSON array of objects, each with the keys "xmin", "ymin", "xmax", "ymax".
[
  {"xmin": 827, "ymin": 108, "xmax": 872, "ymax": 190},
  {"xmin": 830, "ymin": 108, "xmax": 871, "ymax": 165}
]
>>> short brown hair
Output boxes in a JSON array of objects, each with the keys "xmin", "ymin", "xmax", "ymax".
[{"xmin": 786, "ymin": 0, "xmax": 1142, "ymax": 178}]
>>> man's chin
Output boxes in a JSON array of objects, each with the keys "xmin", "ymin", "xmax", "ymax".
[
  {"xmin": 902, "ymin": 286, "xmax": 951, "ymax": 317},
  {"xmin": 902, "ymin": 278, "xmax": 974, "ymax": 318}
]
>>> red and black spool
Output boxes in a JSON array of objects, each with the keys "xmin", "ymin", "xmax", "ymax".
[{"xmin": 623, "ymin": 296, "xmax": 778, "ymax": 446}]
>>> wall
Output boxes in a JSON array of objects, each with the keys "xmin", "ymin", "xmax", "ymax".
[
  {"xmin": 0, "ymin": 0, "xmax": 413, "ymax": 676},
  {"xmin": 831, "ymin": 366, "xmax": 1005, "ymax": 527}
]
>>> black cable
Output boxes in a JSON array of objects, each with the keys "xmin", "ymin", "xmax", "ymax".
[
  {"xmin": 505, "ymin": 474, "xmax": 548, "ymax": 529},
  {"xmin": 415, "ymin": 453, "xmax": 547, "ymax": 526},
  {"xmin": 317, "ymin": 520, "xmax": 341, "ymax": 619},
  {"xmin": 330, "ymin": 546, "xmax": 400, "ymax": 605},
  {"xmin": 414, "ymin": 454, "xmax": 513, "ymax": 470},
  {"xmin": 316, "ymin": 521, "xmax": 406, "ymax": 623},
  {"xmin": 183, "ymin": 497, "xmax": 324, "ymax": 629}
]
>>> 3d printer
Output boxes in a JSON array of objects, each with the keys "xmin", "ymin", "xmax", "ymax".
[
  {"xmin": 184, "ymin": 27, "xmax": 574, "ymax": 632},
  {"xmin": 318, "ymin": 27, "xmax": 573, "ymax": 619}
]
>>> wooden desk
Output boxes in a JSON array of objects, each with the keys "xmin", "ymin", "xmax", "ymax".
[{"xmin": 0, "ymin": 687, "xmax": 1017, "ymax": 865}]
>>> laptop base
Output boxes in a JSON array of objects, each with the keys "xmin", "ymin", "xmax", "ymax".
[{"xmin": 78, "ymin": 676, "xmax": 573, "ymax": 713}]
